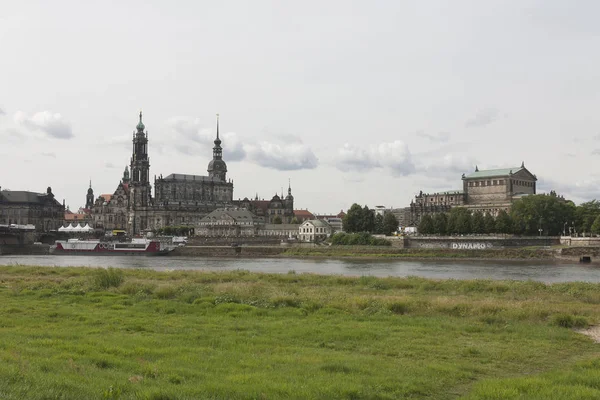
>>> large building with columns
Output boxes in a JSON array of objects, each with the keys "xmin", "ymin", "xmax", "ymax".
[{"xmin": 394, "ymin": 163, "xmax": 537, "ymax": 227}]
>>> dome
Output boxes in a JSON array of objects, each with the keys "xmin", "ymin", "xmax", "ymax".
[
  {"xmin": 87, "ymin": 187, "xmax": 93, "ymax": 194},
  {"xmin": 208, "ymin": 159, "xmax": 227, "ymax": 171},
  {"xmin": 136, "ymin": 111, "xmax": 145, "ymax": 132},
  {"xmin": 271, "ymin": 194, "xmax": 281, "ymax": 201}
]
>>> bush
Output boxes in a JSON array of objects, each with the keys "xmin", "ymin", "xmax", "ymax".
[
  {"xmin": 94, "ymin": 268, "xmax": 124, "ymax": 289},
  {"xmin": 550, "ymin": 313, "xmax": 588, "ymax": 329},
  {"xmin": 330, "ymin": 232, "xmax": 391, "ymax": 246}
]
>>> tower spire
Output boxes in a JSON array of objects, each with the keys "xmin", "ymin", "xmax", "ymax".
[{"xmin": 216, "ymin": 113, "xmax": 220, "ymax": 140}]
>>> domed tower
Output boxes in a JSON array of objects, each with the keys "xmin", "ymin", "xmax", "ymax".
[
  {"xmin": 207, "ymin": 114, "xmax": 227, "ymax": 181},
  {"xmin": 284, "ymin": 179, "xmax": 294, "ymax": 222},
  {"xmin": 130, "ymin": 111, "xmax": 150, "ymax": 186},
  {"xmin": 86, "ymin": 180, "xmax": 94, "ymax": 209},
  {"xmin": 122, "ymin": 165, "xmax": 130, "ymax": 184}
]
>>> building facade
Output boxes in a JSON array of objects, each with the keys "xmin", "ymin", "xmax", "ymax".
[
  {"xmin": 0, "ymin": 187, "xmax": 65, "ymax": 232},
  {"xmin": 397, "ymin": 163, "xmax": 537, "ymax": 226},
  {"xmin": 299, "ymin": 219, "xmax": 332, "ymax": 242},
  {"xmin": 92, "ymin": 112, "xmax": 297, "ymax": 236}
]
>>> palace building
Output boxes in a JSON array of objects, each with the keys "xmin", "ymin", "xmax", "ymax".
[
  {"xmin": 92, "ymin": 112, "xmax": 294, "ymax": 235},
  {"xmin": 394, "ymin": 163, "xmax": 537, "ymax": 227}
]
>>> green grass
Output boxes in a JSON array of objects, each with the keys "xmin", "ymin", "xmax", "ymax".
[{"xmin": 0, "ymin": 266, "xmax": 599, "ymax": 399}]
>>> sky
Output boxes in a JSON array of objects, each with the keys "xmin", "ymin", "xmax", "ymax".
[{"xmin": 1, "ymin": 0, "xmax": 600, "ymax": 214}]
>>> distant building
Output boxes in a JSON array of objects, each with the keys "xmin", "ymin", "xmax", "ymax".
[
  {"xmin": 0, "ymin": 187, "xmax": 64, "ymax": 232},
  {"xmin": 93, "ymin": 112, "xmax": 296, "ymax": 235},
  {"xmin": 293, "ymin": 209, "xmax": 315, "ymax": 223},
  {"xmin": 373, "ymin": 205, "xmax": 388, "ymax": 217},
  {"xmin": 299, "ymin": 219, "xmax": 332, "ymax": 242},
  {"xmin": 398, "ymin": 163, "xmax": 537, "ymax": 226},
  {"xmin": 196, "ymin": 208, "xmax": 259, "ymax": 237}
]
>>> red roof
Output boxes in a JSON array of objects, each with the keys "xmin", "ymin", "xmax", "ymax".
[
  {"xmin": 64, "ymin": 213, "xmax": 88, "ymax": 221},
  {"xmin": 100, "ymin": 194, "xmax": 113, "ymax": 203},
  {"xmin": 294, "ymin": 210, "xmax": 314, "ymax": 219}
]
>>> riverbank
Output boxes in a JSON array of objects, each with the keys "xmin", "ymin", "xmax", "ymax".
[
  {"xmin": 173, "ymin": 245, "xmax": 562, "ymax": 261},
  {"xmin": 0, "ymin": 266, "xmax": 599, "ymax": 399}
]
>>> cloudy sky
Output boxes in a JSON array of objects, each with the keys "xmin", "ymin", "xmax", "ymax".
[{"xmin": 1, "ymin": 0, "xmax": 600, "ymax": 213}]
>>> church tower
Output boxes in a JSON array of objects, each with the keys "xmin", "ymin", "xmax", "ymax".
[
  {"xmin": 85, "ymin": 180, "xmax": 94, "ymax": 209},
  {"xmin": 131, "ymin": 111, "xmax": 150, "ymax": 187},
  {"xmin": 284, "ymin": 180, "xmax": 294, "ymax": 223},
  {"xmin": 207, "ymin": 114, "xmax": 228, "ymax": 181},
  {"xmin": 129, "ymin": 111, "xmax": 152, "ymax": 233},
  {"xmin": 122, "ymin": 165, "xmax": 130, "ymax": 184}
]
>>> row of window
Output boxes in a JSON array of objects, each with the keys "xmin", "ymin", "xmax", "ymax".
[{"xmin": 468, "ymin": 179, "xmax": 534, "ymax": 188}]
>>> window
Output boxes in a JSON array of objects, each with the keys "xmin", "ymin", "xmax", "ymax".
[{"xmin": 487, "ymin": 181, "xmax": 491, "ymax": 186}]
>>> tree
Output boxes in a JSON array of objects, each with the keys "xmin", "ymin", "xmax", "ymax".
[
  {"xmin": 511, "ymin": 194, "xmax": 576, "ymax": 236},
  {"xmin": 273, "ymin": 215, "xmax": 282, "ymax": 224},
  {"xmin": 575, "ymin": 200, "xmax": 600, "ymax": 236},
  {"xmin": 342, "ymin": 204, "xmax": 363, "ymax": 233},
  {"xmin": 361, "ymin": 206, "xmax": 375, "ymax": 233},
  {"xmin": 471, "ymin": 211, "xmax": 485, "ymax": 234},
  {"xmin": 495, "ymin": 210, "xmax": 512, "ymax": 234},
  {"xmin": 432, "ymin": 213, "xmax": 448, "ymax": 235},
  {"xmin": 290, "ymin": 217, "xmax": 299, "ymax": 224},
  {"xmin": 483, "ymin": 212, "xmax": 495, "ymax": 234},
  {"xmin": 342, "ymin": 204, "xmax": 375, "ymax": 233},
  {"xmin": 447, "ymin": 208, "xmax": 471, "ymax": 235},
  {"xmin": 418, "ymin": 214, "xmax": 434, "ymax": 235},
  {"xmin": 382, "ymin": 212, "xmax": 399, "ymax": 235},
  {"xmin": 591, "ymin": 215, "xmax": 600, "ymax": 236},
  {"xmin": 374, "ymin": 214, "xmax": 384, "ymax": 234}
]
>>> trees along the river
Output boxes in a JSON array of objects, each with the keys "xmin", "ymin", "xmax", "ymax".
[
  {"xmin": 483, "ymin": 212, "xmax": 496, "ymax": 234},
  {"xmin": 418, "ymin": 214, "xmax": 434, "ymax": 234},
  {"xmin": 382, "ymin": 212, "xmax": 399, "ymax": 235},
  {"xmin": 471, "ymin": 211, "xmax": 485, "ymax": 234},
  {"xmin": 510, "ymin": 194, "xmax": 575, "ymax": 235},
  {"xmin": 432, "ymin": 213, "xmax": 448, "ymax": 235},
  {"xmin": 574, "ymin": 200, "xmax": 600, "ymax": 235},
  {"xmin": 447, "ymin": 208, "xmax": 472, "ymax": 235},
  {"xmin": 374, "ymin": 214, "xmax": 384, "ymax": 234},
  {"xmin": 342, "ymin": 204, "xmax": 376, "ymax": 233},
  {"xmin": 495, "ymin": 210, "xmax": 512, "ymax": 234}
]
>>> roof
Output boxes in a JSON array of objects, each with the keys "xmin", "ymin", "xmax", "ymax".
[
  {"xmin": 302, "ymin": 219, "xmax": 332, "ymax": 228},
  {"xmin": 464, "ymin": 167, "xmax": 524, "ymax": 179},
  {"xmin": 200, "ymin": 208, "xmax": 257, "ymax": 223},
  {"xmin": 294, "ymin": 210, "xmax": 315, "ymax": 218},
  {"xmin": 161, "ymin": 173, "xmax": 214, "ymax": 182},
  {"xmin": 0, "ymin": 191, "xmax": 46, "ymax": 203},
  {"xmin": 0, "ymin": 190, "xmax": 61, "ymax": 206},
  {"xmin": 99, "ymin": 194, "xmax": 113, "ymax": 203},
  {"xmin": 262, "ymin": 224, "xmax": 299, "ymax": 230},
  {"xmin": 64, "ymin": 213, "xmax": 88, "ymax": 221}
]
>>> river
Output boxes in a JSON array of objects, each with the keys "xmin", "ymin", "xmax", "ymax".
[{"xmin": 1, "ymin": 255, "xmax": 599, "ymax": 283}]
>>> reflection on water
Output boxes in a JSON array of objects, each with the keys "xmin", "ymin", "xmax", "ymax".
[{"xmin": 0, "ymin": 255, "xmax": 598, "ymax": 283}]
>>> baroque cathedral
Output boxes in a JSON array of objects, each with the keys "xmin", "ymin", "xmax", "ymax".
[{"xmin": 91, "ymin": 112, "xmax": 294, "ymax": 235}]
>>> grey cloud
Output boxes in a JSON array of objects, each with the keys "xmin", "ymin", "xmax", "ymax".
[
  {"xmin": 104, "ymin": 162, "xmax": 118, "ymax": 169},
  {"xmin": 167, "ymin": 117, "xmax": 246, "ymax": 161},
  {"xmin": 0, "ymin": 108, "xmax": 5, "ymax": 116},
  {"xmin": 592, "ymin": 149, "xmax": 600, "ymax": 156},
  {"xmin": 14, "ymin": 111, "xmax": 74, "ymax": 139},
  {"xmin": 417, "ymin": 153, "xmax": 477, "ymax": 180},
  {"xmin": 246, "ymin": 142, "xmax": 318, "ymax": 171},
  {"xmin": 465, "ymin": 108, "xmax": 499, "ymax": 128},
  {"xmin": 40, "ymin": 152, "xmax": 56, "ymax": 158},
  {"xmin": 336, "ymin": 141, "xmax": 415, "ymax": 176},
  {"xmin": 537, "ymin": 178, "xmax": 598, "ymax": 203},
  {"xmin": 417, "ymin": 131, "xmax": 450, "ymax": 143}
]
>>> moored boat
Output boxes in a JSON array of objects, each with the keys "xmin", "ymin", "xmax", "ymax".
[{"xmin": 51, "ymin": 238, "xmax": 173, "ymax": 256}]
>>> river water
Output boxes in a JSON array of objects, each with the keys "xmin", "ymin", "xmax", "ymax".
[{"xmin": 1, "ymin": 255, "xmax": 599, "ymax": 283}]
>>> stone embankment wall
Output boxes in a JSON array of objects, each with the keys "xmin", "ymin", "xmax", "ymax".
[
  {"xmin": 173, "ymin": 246, "xmax": 288, "ymax": 257},
  {"xmin": 188, "ymin": 237, "xmax": 284, "ymax": 246},
  {"xmin": 406, "ymin": 236, "xmax": 559, "ymax": 250},
  {"xmin": 560, "ymin": 237, "xmax": 600, "ymax": 247},
  {"xmin": 0, "ymin": 244, "xmax": 50, "ymax": 255}
]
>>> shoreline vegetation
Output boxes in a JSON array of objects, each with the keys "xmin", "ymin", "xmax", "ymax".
[{"xmin": 0, "ymin": 266, "xmax": 599, "ymax": 399}]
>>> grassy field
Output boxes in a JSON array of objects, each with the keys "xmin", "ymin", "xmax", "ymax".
[{"xmin": 0, "ymin": 266, "xmax": 599, "ymax": 399}]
